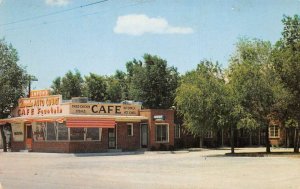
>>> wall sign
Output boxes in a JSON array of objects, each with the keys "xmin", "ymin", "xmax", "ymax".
[
  {"xmin": 153, "ymin": 115, "xmax": 166, "ymax": 121},
  {"xmin": 17, "ymin": 95, "xmax": 63, "ymax": 117},
  {"xmin": 12, "ymin": 123, "xmax": 24, "ymax": 142},
  {"xmin": 70, "ymin": 103, "xmax": 141, "ymax": 116}
]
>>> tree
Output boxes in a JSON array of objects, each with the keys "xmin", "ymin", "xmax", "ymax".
[
  {"xmin": 0, "ymin": 39, "xmax": 29, "ymax": 151},
  {"xmin": 272, "ymin": 15, "xmax": 300, "ymax": 152},
  {"xmin": 105, "ymin": 75, "xmax": 123, "ymax": 102},
  {"xmin": 127, "ymin": 54, "xmax": 179, "ymax": 109},
  {"xmin": 84, "ymin": 73, "xmax": 107, "ymax": 102},
  {"xmin": 51, "ymin": 77, "xmax": 62, "ymax": 95},
  {"xmin": 51, "ymin": 70, "xmax": 84, "ymax": 99},
  {"xmin": 228, "ymin": 39, "xmax": 289, "ymax": 153},
  {"xmin": 175, "ymin": 60, "xmax": 227, "ymax": 147}
]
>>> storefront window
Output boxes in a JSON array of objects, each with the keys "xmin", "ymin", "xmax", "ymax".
[
  {"xmin": 57, "ymin": 122, "xmax": 68, "ymax": 140},
  {"xmin": 70, "ymin": 128, "xmax": 85, "ymax": 140},
  {"xmin": 86, "ymin": 128, "xmax": 101, "ymax": 141},
  {"xmin": 156, "ymin": 124, "xmax": 169, "ymax": 142},
  {"xmin": 33, "ymin": 122, "xmax": 46, "ymax": 141},
  {"xmin": 46, "ymin": 122, "xmax": 57, "ymax": 141}
]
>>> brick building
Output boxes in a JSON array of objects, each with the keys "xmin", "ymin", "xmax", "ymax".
[{"xmin": 0, "ymin": 90, "xmax": 176, "ymax": 153}]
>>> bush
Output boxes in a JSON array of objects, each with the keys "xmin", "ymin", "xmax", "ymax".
[
  {"xmin": 168, "ymin": 145, "xmax": 175, "ymax": 151},
  {"xmin": 159, "ymin": 144, "xmax": 167, "ymax": 151},
  {"xmin": 150, "ymin": 146, "xmax": 157, "ymax": 151}
]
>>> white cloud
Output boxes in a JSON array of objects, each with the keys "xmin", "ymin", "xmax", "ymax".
[
  {"xmin": 45, "ymin": 0, "xmax": 70, "ymax": 6},
  {"xmin": 113, "ymin": 14, "xmax": 194, "ymax": 36}
]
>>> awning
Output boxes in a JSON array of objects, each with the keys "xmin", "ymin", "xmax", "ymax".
[{"xmin": 66, "ymin": 118, "xmax": 115, "ymax": 128}]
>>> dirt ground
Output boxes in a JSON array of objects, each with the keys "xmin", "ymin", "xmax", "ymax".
[{"xmin": 0, "ymin": 148, "xmax": 299, "ymax": 189}]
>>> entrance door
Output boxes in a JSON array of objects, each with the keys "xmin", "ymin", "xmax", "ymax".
[
  {"xmin": 26, "ymin": 124, "xmax": 33, "ymax": 150},
  {"xmin": 141, "ymin": 124, "xmax": 148, "ymax": 148},
  {"xmin": 108, "ymin": 128, "xmax": 116, "ymax": 149}
]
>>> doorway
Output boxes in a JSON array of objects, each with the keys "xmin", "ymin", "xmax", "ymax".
[
  {"xmin": 108, "ymin": 128, "xmax": 116, "ymax": 149},
  {"xmin": 25, "ymin": 124, "xmax": 32, "ymax": 150},
  {"xmin": 141, "ymin": 123, "xmax": 148, "ymax": 148}
]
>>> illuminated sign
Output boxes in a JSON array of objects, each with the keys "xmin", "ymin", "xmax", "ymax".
[
  {"xmin": 70, "ymin": 103, "xmax": 141, "ymax": 116},
  {"xmin": 17, "ymin": 95, "xmax": 63, "ymax": 117}
]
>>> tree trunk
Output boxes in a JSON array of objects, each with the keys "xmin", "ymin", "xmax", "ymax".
[
  {"xmin": 258, "ymin": 128, "xmax": 261, "ymax": 146},
  {"xmin": 249, "ymin": 132, "xmax": 252, "ymax": 146},
  {"xmin": 199, "ymin": 136, "xmax": 203, "ymax": 148},
  {"xmin": 265, "ymin": 126, "xmax": 271, "ymax": 153},
  {"xmin": 230, "ymin": 125, "xmax": 234, "ymax": 154},
  {"xmin": 293, "ymin": 128, "xmax": 299, "ymax": 153},
  {"xmin": 0, "ymin": 125, "xmax": 7, "ymax": 152},
  {"xmin": 286, "ymin": 128, "xmax": 289, "ymax": 148},
  {"xmin": 221, "ymin": 129, "xmax": 224, "ymax": 147}
]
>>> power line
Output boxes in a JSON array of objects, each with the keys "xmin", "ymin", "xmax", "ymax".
[
  {"xmin": 0, "ymin": 0, "xmax": 109, "ymax": 27},
  {"xmin": 3, "ymin": 1, "xmax": 150, "ymax": 32}
]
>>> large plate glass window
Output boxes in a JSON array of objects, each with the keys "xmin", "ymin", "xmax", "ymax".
[
  {"xmin": 57, "ymin": 122, "xmax": 68, "ymax": 140},
  {"xmin": 46, "ymin": 122, "xmax": 56, "ymax": 141}
]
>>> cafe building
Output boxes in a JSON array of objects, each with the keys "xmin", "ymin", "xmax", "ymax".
[{"xmin": 0, "ymin": 90, "xmax": 175, "ymax": 153}]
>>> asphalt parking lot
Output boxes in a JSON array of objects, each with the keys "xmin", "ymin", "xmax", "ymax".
[{"xmin": 0, "ymin": 148, "xmax": 300, "ymax": 189}]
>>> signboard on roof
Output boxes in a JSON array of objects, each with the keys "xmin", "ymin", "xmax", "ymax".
[
  {"xmin": 70, "ymin": 103, "xmax": 141, "ymax": 116},
  {"xmin": 30, "ymin": 90, "xmax": 50, "ymax": 98},
  {"xmin": 16, "ymin": 95, "xmax": 64, "ymax": 117}
]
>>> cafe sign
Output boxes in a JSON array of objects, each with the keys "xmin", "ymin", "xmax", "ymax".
[
  {"xmin": 70, "ymin": 103, "xmax": 141, "ymax": 116},
  {"xmin": 17, "ymin": 95, "xmax": 63, "ymax": 117}
]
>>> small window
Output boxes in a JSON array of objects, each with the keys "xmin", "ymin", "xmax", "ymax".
[
  {"xmin": 127, "ymin": 123, "xmax": 133, "ymax": 136},
  {"xmin": 156, "ymin": 124, "xmax": 169, "ymax": 142},
  {"xmin": 175, "ymin": 124, "xmax": 180, "ymax": 139},
  {"xmin": 269, "ymin": 125, "xmax": 280, "ymax": 138}
]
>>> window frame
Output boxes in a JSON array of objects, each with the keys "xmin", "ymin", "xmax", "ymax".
[
  {"xmin": 269, "ymin": 125, "xmax": 280, "ymax": 138},
  {"xmin": 155, "ymin": 123, "xmax": 169, "ymax": 143},
  {"xmin": 127, "ymin": 123, "xmax": 133, "ymax": 136},
  {"xmin": 34, "ymin": 121, "xmax": 102, "ymax": 142}
]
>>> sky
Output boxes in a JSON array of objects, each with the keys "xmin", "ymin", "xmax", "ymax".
[{"xmin": 0, "ymin": 0, "xmax": 300, "ymax": 89}]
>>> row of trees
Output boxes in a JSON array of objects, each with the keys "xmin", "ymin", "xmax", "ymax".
[
  {"xmin": 176, "ymin": 15, "xmax": 300, "ymax": 153},
  {"xmin": 50, "ymin": 15, "xmax": 300, "ymax": 153},
  {"xmin": 51, "ymin": 54, "xmax": 179, "ymax": 109}
]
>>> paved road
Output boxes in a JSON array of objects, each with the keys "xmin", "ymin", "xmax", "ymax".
[{"xmin": 0, "ymin": 148, "xmax": 299, "ymax": 189}]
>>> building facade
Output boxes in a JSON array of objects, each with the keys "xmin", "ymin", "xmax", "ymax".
[{"xmin": 0, "ymin": 90, "xmax": 175, "ymax": 153}]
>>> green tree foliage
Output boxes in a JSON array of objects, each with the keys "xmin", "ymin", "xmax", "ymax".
[
  {"xmin": 0, "ymin": 39, "xmax": 29, "ymax": 152},
  {"xmin": 105, "ymin": 75, "xmax": 123, "ymax": 102},
  {"xmin": 127, "ymin": 54, "xmax": 179, "ymax": 109},
  {"xmin": 0, "ymin": 39, "xmax": 28, "ymax": 118},
  {"xmin": 273, "ymin": 14, "xmax": 300, "ymax": 152},
  {"xmin": 51, "ymin": 70, "xmax": 83, "ymax": 99},
  {"xmin": 84, "ymin": 73, "xmax": 107, "ymax": 102},
  {"xmin": 175, "ymin": 60, "xmax": 226, "ymax": 147},
  {"xmin": 228, "ymin": 39, "xmax": 290, "ymax": 152}
]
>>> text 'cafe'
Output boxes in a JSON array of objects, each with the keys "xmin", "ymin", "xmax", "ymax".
[{"xmin": 0, "ymin": 90, "xmax": 175, "ymax": 153}]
